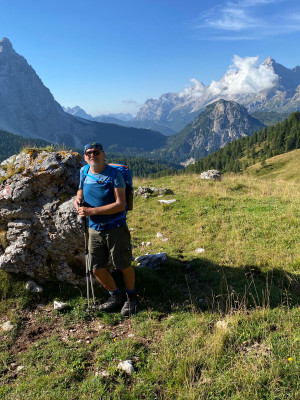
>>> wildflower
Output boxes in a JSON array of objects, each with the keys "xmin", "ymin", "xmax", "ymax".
[{"xmin": 288, "ymin": 357, "xmax": 293, "ymax": 362}]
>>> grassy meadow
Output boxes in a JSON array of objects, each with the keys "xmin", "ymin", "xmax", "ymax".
[{"xmin": 0, "ymin": 150, "xmax": 299, "ymax": 399}]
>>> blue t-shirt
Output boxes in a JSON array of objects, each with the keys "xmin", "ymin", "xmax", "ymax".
[{"xmin": 79, "ymin": 164, "xmax": 126, "ymax": 231}]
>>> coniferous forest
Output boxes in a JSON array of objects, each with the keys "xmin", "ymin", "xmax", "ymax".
[
  {"xmin": 186, "ymin": 111, "xmax": 300, "ymax": 175},
  {"xmin": 1, "ymin": 111, "xmax": 300, "ymax": 178}
]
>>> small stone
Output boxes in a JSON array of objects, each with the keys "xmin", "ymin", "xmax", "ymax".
[
  {"xmin": 128, "ymin": 333, "xmax": 135, "ymax": 338},
  {"xmin": 2, "ymin": 321, "xmax": 14, "ymax": 332},
  {"xmin": 25, "ymin": 280, "xmax": 43, "ymax": 293},
  {"xmin": 156, "ymin": 232, "xmax": 168, "ymax": 241},
  {"xmin": 16, "ymin": 365, "xmax": 24, "ymax": 372},
  {"xmin": 158, "ymin": 199, "xmax": 176, "ymax": 204},
  {"xmin": 118, "ymin": 360, "xmax": 134, "ymax": 375},
  {"xmin": 96, "ymin": 369, "xmax": 109, "ymax": 377},
  {"xmin": 53, "ymin": 301, "xmax": 68, "ymax": 310},
  {"xmin": 195, "ymin": 248, "xmax": 205, "ymax": 254},
  {"xmin": 216, "ymin": 320, "xmax": 228, "ymax": 330}
]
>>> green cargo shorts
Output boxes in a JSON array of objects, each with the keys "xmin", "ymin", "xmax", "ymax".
[{"xmin": 88, "ymin": 225, "xmax": 132, "ymax": 271}]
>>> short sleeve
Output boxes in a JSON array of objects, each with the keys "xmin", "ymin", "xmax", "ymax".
[{"xmin": 113, "ymin": 171, "xmax": 126, "ymax": 189}]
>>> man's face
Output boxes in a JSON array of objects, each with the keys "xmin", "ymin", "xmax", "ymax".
[{"xmin": 84, "ymin": 148, "xmax": 105, "ymax": 167}]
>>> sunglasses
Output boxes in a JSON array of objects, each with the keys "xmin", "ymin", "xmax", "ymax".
[{"xmin": 85, "ymin": 150, "xmax": 101, "ymax": 157}]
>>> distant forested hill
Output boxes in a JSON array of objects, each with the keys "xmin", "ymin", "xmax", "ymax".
[
  {"xmin": 186, "ymin": 111, "xmax": 300, "ymax": 174},
  {"xmin": 107, "ymin": 154, "xmax": 181, "ymax": 178},
  {"xmin": 0, "ymin": 129, "xmax": 180, "ymax": 178},
  {"xmin": 0, "ymin": 129, "xmax": 52, "ymax": 162}
]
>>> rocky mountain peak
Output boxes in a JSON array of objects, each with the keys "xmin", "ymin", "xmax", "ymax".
[
  {"xmin": 0, "ymin": 37, "xmax": 13, "ymax": 53},
  {"xmin": 163, "ymin": 99, "xmax": 265, "ymax": 163},
  {"xmin": 262, "ymin": 56, "xmax": 276, "ymax": 67}
]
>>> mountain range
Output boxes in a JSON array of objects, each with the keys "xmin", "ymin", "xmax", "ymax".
[
  {"xmin": 1, "ymin": 37, "xmax": 300, "ymax": 165},
  {"xmin": 130, "ymin": 57, "xmax": 300, "ymax": 133},
  {"xmin": 66, "ymin": 56, "xmax": 300, "ymax": 136},
  {"xmin": 0, "ymin": 38, "xmax": 165, "ymax": 153}
]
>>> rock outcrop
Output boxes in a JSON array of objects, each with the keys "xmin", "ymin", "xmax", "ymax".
[
  {"xmin": 135, "ymin": 187, "xmax": 174, "ymax": 198},
  {"xmin": 200, "ymin": 170, "xmax": 222, "ymax": 181},
  {"xmin": 0, "ymin": 149, "xmax": 86, "ymax": 283}
]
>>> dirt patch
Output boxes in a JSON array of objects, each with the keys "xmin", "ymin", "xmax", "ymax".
[{"xmin": 9, "ymin": 306, "xmax": 137, "ymax": 356}]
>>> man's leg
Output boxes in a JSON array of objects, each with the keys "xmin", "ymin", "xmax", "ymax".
[
  {"xmin": 89, "ymin": 228, "xmax": 123, "ymax": 312},
  {"xmin": 121, "ymin": 265, "xmax": 136, "ymax": 316},
  {"xmin": 93, "ymin": 268, "xmax": 117, "ymax": 292},
  {"xmin": 121, "ymin": 265, "xmax": 135, "ymax": 291}
]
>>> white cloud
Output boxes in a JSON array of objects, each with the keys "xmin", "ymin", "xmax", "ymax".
[
  {"xmin": 122, "ymin": 99, "xmax": 139, "ymax": 105},
  {"xmin": 183, "ymin": 55, "xmax": 278, "ymax": 98},
  {"xmin": 205, "ymin": 7, "xmax": 258, "ymax": 31},
  {"xmin": 180, "ymin": 78, "xmax": 206, "ymax": 97},
  {"xmin": 209, "ymin": 55, "xmax": 277, "ymax": 95},
  {"xmin": 196, "ymin": 0, "xmax": 299, "ymax": 39}
]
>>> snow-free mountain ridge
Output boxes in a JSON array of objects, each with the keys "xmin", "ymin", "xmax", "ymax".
[
  {"xmin": 131, "ymin": 56, "xmax": 300, "ymax": 133},
  {"xmin": 0, "ymin": 38, "xmax": 166, "ymax": 152},
  {"xmin": 1, "ymin": 37, "xmax": 300, "ymax": 165}
]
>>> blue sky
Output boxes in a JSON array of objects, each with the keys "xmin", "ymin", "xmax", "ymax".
[{"xmin": 1, "ymin": 0, "xmax": 300, "ymax": 116}]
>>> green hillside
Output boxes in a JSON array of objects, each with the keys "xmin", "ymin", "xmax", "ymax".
[
  {"xmin": 187, "ymin": 111, "xmax": 300, "ymax": 175},
  {"xmin": 246, "ymin": 148, "xmax": 300, "ymax": 182},
  {"xmin": 0, "ymin": 165, "xmax": 299, "ymax": 399}
]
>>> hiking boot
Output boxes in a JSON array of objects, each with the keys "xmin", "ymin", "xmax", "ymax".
[
  {"xmin": 121, "ymin": 294, "xmax": 136, "ymax": 317},
  {"xmin": 98, "ymin": 293, "xmax": 124, "ymax": 312}
]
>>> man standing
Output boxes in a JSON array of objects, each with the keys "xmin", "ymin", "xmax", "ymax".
[{"xmin": 74, "ymin": 143, "xmax": 136, "ymax": 316}]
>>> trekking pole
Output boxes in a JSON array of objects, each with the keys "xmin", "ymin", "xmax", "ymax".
[{"xmin": 80, "ymin": 201, "xmax": 96, "ymax": 311}]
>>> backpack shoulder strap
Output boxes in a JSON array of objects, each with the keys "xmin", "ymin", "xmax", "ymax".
[
  {"xmin": 83, "ymin": 164, "xmax": 117, "ymax": 184},
  {"xmin": 83, "ymin": 164, "xmax": 90, "ymax": 177}
]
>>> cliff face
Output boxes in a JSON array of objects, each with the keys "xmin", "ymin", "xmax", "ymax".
[
  {"xmin": 0, "ymin": 38, "xmax": 94, "ymax": 146},
  {"xmin": 163, "ymin": 100, "xmax": 265, "ymax": 162},
  {"xmin": 0, "ymin": 149, "xmax": 87, "ymax": 283},
  {"xmin": 0, "ymin": 38, "xmax": 166, "ymax": 151}
]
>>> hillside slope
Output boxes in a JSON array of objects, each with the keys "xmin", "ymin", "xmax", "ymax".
[{"xmin": 246, "ymin": 148, "xmax": 300, "ymax": 182}]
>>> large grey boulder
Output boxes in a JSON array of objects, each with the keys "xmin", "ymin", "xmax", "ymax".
[
  {"xmin": 200, "ymin": 170, "xmax": 222, "ymax": 181},
  {"xmin": 135, "ymin": 252, "xmax": 168, "ymax": 270},
  {"xmin": 0, "ymin": 149, "xmax": 86, "ymax": 284}
]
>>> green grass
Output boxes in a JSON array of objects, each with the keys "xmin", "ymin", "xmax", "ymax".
[{"xmin": 0, "ymin": 159, "xmax": 300, "ymax": 399}]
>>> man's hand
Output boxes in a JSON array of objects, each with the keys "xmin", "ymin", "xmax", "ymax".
[
  {"xmin": 78, "ymin": 206, "xmax": 93, "ymax": 217},
  {"xmin": 74, "ymin": 197, "xmax": 83, "ymax": 210}
]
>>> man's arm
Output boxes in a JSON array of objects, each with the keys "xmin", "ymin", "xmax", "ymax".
[{"xmin": 78, "ymin": 187, "xmax": 126, "ymax": 217}]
